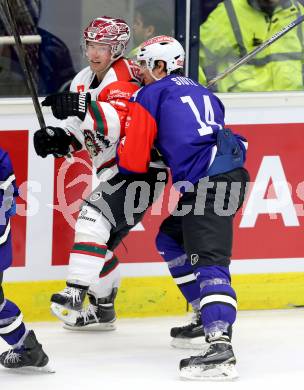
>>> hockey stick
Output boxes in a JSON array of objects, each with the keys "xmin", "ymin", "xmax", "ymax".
[
  {"xmin": 0, "ymin": 35, "xmax": 42, "ymax": 45},
  {"xmin": 207, "ymin": 14, "xmax": 304, "ymax": 88},
  {"xmin": 1, "ymin": 0, "xmax": 45, "ymax": 128},
  {"xmin": 1, "ymin": 0, "xmax": 73, "ymax": 161}
]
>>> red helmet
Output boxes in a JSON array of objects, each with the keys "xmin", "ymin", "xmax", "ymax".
[{"xmin": 83, "ymin": 16, "xmax": 130, "ymax": 60}]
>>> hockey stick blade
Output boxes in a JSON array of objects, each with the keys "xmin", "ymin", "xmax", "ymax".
[{"xmin": 207, "ymin": 14, "xmax": 304, "ymax": 88}]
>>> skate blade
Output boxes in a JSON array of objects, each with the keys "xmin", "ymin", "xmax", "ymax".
[
  {"xmin": 171, "ymin": 336, "xmax": 207, "ymax": 350},
  {"xmin": 179, "ymin": 363, "xmax": 238, "ymax": 381},
  {"xmin": 50, "ymin": 303, "xmax": 78, "ymax": 325},
  {"xmin": 2, "ymin": 364, "xmax": 55, "ymax": 374},
  {"xmin": 63, "ymin": 322, "xmax": 116, "ymax": 332}
]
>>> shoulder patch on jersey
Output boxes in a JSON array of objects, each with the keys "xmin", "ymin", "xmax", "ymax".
[
  {"xmin": 77, "ymin": 85, "xmax": 85, "ymax": 92},
  {"xmin": 70, "ymin": 66, "xmax": 92, "ymax": 92}
]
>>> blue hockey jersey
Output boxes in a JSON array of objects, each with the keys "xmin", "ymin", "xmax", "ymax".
[
  {"xmin": 0, "ymin": 147, "xmax": 18, "ymax": 271},
  {"xmin": 117, "ymin": 74, "xmax": 247, "ymax": 185}
]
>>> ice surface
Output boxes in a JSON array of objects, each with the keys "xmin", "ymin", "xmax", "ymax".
[{"xmin": 0, "ymin": 309, "xmax": 303, "ymax": 389}]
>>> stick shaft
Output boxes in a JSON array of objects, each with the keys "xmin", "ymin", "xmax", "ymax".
[
  {"xmin": 207, "ymin": 14, "xmax": 304, "ymax": 88},
  {"xmin": 3, "ymin": 0, "xmax": 46, "ymax": 128},
  {"xmin": 0, "ymin": 35, "xmax": 42, "ymax": 45}
]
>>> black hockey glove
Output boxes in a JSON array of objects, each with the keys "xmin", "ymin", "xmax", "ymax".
[
  {"xmin": 33, "ymin": 126, "xmax": 81, "ymax": 158},
  {"xmin": 42, "ymin": 92, "xmax": 91, "ymax": 121}
]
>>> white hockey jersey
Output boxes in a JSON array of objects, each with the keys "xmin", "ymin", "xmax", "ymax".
[{"xmin": 63, "ymin": 58, "xmax": 140, "ymax": 179}]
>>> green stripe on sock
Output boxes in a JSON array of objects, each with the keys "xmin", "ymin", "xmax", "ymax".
[
  {"xmin": 100, "ymin": 256, "xmax": 119, "ymax": 276},
  {"xmin": 73, "ymin": 243, "xmax": 107, "ymax": 256}
]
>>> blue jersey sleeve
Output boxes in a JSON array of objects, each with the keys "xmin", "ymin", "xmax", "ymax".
[{"xmin": 0, "ymin": 148, "xmax": 18, "ymax": 219}]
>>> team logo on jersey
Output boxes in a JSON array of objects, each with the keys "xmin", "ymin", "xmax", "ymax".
[
  {"xmin": 84, "ymin": 130, "xmax": 110, "ymax": 159},
  {"xmin": 190, "ymin": 254, "xmax": 199, "ymax": 266},
  {"xmin": 84, "ymin": 130, "xmax": 101, "ymax": 158}
]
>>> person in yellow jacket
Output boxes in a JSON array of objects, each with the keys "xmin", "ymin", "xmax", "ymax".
[{"xmin": 199, "ymin": 0, "xmax": 304, "ymax": 92}]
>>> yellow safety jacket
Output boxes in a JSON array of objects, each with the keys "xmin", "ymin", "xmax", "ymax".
[{"xmin": 199, "ymin": 0, "xmax": 304, "ymax": 92}]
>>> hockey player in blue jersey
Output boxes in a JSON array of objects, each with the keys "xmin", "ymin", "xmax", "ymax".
[
  {"xmin": 116, "ymin": 36, "xmax": 250, "ymax": 380},
  {"xmin": 0, "ymin": 147, "xmax": 51, "ymax": 371}
]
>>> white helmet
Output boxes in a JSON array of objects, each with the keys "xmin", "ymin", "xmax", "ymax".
[{"xmin": 137, "ymin": 35, "xmax": 185, "ymax": 75}]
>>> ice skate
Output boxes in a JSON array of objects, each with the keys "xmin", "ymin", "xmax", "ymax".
[
  {"xmin": 63, "ymin": 288, "xmax": 117, "ymax": 331},
  {"xmin": 0, "ymin": 330, "xmax": 54, "ymax": 373},
  {"xmin": 179, "ymin": 333, "xmax": 238, "ymax": 381},
  {"xmin": 170, "ymin": 310, "xmax": 206, "ymax": 349},
  {"xmin": 50, "ymin": 283, "xmax": 88, "ymax": 325}
]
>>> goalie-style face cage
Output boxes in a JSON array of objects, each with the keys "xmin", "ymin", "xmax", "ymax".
[{"xmin": 83, "ymin": 16, "xmax": 130, "ymax": 60}]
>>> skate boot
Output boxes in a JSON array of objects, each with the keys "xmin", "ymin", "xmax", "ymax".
[
  {"xmin": 179, "ymin": 332, "xmax": 238, "ymax": 381},
  {"xmin": 170, "ymin": 309, "xmax": 206, "ymax": 349},
  {"xmin": 0, "ymin": 330, "xmax": 54, "ymax": 372},
  {"xmin": 50, "ymin": 282, "xmax": 88, "ymax": 325},
  {"xmin": 63, "ymin": 288, "xmax": 117, "ymax": 331}
]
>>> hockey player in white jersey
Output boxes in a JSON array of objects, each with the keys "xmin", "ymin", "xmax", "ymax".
[{"xmin": 33, "ymin": 16, "xmax": 168, "ymax": 330}]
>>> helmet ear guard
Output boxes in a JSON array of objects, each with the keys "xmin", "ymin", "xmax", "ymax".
[{"xmin": 111, "ymin": 41, "xmax": 126, "ymax": 59}]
